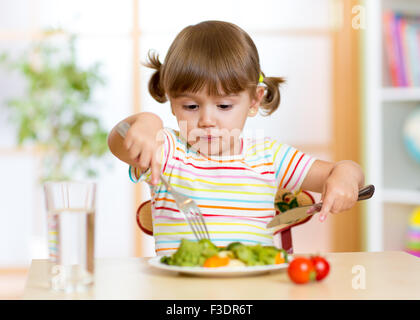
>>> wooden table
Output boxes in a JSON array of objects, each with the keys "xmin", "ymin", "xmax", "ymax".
[{"xmin": 22, "ymin": 251, "xmax": 420, "ymax": 300}]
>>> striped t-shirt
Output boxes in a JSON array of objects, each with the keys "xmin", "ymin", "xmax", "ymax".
[{"xmin": 129, "ymin": 127, "xmax": 316, "ymax": 255}]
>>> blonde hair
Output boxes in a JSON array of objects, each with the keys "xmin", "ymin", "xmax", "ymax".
[{"xmin": 144, "ymin": 20, "xmax": 285, "ymax": 116}]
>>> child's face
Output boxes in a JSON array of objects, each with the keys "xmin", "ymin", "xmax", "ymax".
[{"xmin": 169, "ymin": 87, "xmax": 264, "ymax": 157}]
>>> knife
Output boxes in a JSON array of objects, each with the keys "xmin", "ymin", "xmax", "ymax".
[{"xmin": 266, "ymin": 184, "xmax": 375, "ymax": 229}]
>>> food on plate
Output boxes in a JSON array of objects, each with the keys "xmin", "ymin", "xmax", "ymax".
[
  {"xmin": 160, "ymin": 239, "xmax": 288, "ymax": 268},
  {"xmin": 203, "ymin": 255, "xmax": 230, "ymax": 268},
  {"xmin": 159, "ymin": 238, "xmax": 219, "ymax": 267},
  {"xmin": 287, "ymin": 255, "xmax": 330, "ymax": 284},
  {"xmin": 275, "ymin": 252, "xmax": 286, "ymax": 264}
]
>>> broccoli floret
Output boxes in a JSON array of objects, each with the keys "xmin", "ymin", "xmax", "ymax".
[
  {"xmin": 227, "ymin": 242, "xmax": 263, "ymax": 266},
  {"xmin": 160, "ymin": 255, "xmax": 172, "ymax": 265},
  {"xmin": 254, "ymin": 245, "xmax": 279, "ymax": 265},
  {"xmin": 226, "ymin": 242, "xmax": 243, "ymax": 251},
  {"xmin": 171, "ymin": 239, "xmax": 203, "ymax": 266},
  {"xmin": 233, "ymin": 245, "xmax": 260, "ymax": 266},
  {"xmin": 228, "ymin": 243, "xmax": 287, "ymax": 266},
  {"xmin": 162, "ymin": 239, "xmax": 219, "ymax": 267},
  {"xmin": 199, "ymin": 238, "xmax": 219, "ymax": 259}
]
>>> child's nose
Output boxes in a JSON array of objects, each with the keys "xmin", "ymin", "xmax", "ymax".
[{"xmin": 198, "ymin": 108, "xmax": 216, "ymax": 128}]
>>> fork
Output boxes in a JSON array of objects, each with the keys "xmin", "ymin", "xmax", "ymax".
[
  {"xmin": 116, "ymin": 121, "xmax": 210, "ymax": 241},
  {"xmin": 159, "ymin": 174, "xmax": 210, "ymax": 241}
]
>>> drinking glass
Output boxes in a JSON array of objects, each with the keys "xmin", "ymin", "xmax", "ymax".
[{"xmin": 43, "ymin": 181, "xmax": 96, "ymax": 293}]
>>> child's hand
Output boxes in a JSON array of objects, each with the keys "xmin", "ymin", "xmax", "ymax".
[
  {"xmin": 120, "ymin": 113, "xmax": 164, "ymax": 185},
  {"xmin": 317, "ymin": 162, "xmax": 362, "ymax": 222}
]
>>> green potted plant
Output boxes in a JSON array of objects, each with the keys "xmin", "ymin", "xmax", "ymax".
[{"xmin": 0, "ymin": 30, "xmax": 109, "ymax": 181}]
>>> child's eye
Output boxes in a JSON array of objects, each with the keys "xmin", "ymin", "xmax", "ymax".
[
  {"xmin": 183, "ymin": 105, "xmax": 199, "ymax": 110},
  {"xmin": 218, "ymin": 104, "xmax": 233, "ymax": 110}
]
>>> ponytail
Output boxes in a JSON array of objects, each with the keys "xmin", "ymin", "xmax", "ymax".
[
  {"xmin": 144, "ymin": 50, "xmax": 167, "ymax": 103},
  {"xmin": 259, "ymin": 73, "xmax": 286, "ymax": 116}
]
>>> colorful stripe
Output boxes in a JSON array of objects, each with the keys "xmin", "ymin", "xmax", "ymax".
[
  {"xmin": 163, "ymin": 130, "xmax": 174, "ymax": 173},
  {"xmin": 154, "ymin": 231, "xmax": 272, "ymax": 239},
  {"xmin": 275, "ymin": 146, "xmax": 292, "ymax": 179},
  {"xmin": 154, "ymin": 222, "xmax": 268, "ymax": 231},
  {"xmin": 165, "ymin": 183, "xmax": 274, "ymax": 196},
  {"xmin": 154, "ymin": 214, "xmax": 271, "ymax": 223},
  {"xmin": 290, "ymin": 156, "xmax": 314, "ymax": 191},
  {"xmin": 407, "ymin": 228, "xmax": 420, "ymax": 236},
  {"xmin": 162, "ymin": 173, "xmax": 276, "ymax": 189},
  {"xmin": 164, "ymin": 165, "xmax": 275, "ymax": 183},
  {"xmin": 156, "ymin": 238, "xmax": 264, "ymax": 244},
  {"xmin": 154, "ymin": 194, "xmax": 274, "ymax": 204},
  {"xmin": 154, "ymin": 204, "xmax": 274, "ymax": 211},
  {"xmin": 283, "ymin": 154, "xmax": 305, "ymax": 189},
  {"xmin": 247, "ymin": 140, "xmax": 276, "ymax": 157},
  {"xmin": 279, "ymin": 150, "xmax": 299, "ymax": 188}
]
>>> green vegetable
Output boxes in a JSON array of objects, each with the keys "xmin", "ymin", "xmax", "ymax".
[
  {"xmin": 231, "ymin": 244, "xmax": 260, "ymax": 266},
  {"xmin": 226, "ymin": 242, "xmax": 243, "ymax": 251},
  {"xmin": 255, "ymin": 245, "xmax": 279, "ymax": 265},
  {"xmin": 199, "ymin": 238, "xmax": 219, "ymax": 259},
  {"xmin": 160, "ymin": 255, "xmax": 172, "ymax": 265},
  {"xmin": 160, "ymin": 238, "xmax": 219, "ymax": 267},
  {"xmin": 160, "ymin": 239, "xmax": 288, "ymax": 267}
]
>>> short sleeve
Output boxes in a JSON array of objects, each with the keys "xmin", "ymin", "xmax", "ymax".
[
  {"xmin": 272, "ymin": 141, "xmax": 316, "ymax": 193},
  {"xmin": 128, "ymin": 127, "xmax": 176, "ymax": 184}
]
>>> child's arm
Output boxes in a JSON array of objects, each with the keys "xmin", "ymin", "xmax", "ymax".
[
  {"xmin": 108, "ymin": 112, "xmax": 164, "ymax": 185},
  {"xmin": 300, "ymin": 159, "xmax": 365, "ymax": 222}
]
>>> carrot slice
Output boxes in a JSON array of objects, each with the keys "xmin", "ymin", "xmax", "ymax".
[
  {"xmin": 275, "ymin": 252, "xmax": 285, "ymax": 264},
  {"xmin": 203, "ymin": 256, "xmax": 230, "ymax": 267}
]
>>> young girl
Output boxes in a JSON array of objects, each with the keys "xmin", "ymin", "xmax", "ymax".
[{"xmin": 108, "ymin": 20, "xmax": 365, "ymax": 255}]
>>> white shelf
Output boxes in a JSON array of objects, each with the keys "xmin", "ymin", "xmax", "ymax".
[
  {"xmin": 363, "ymin": 0, "xmax": 420, "ymax": 252},
  {"xmin": 383, "ymin": 189, "xmax": 420, "ymax": 205},
  {"xmin": 381, "ymin": 87, "xmax": 420, "ymax": 102}
]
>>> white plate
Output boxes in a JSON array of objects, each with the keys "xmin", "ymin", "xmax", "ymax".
[{"xmin": 147, "ymin": 256, "xmax": 290, "ymax": 277}]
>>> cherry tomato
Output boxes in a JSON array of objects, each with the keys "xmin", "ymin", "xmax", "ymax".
[
  {"xmin": 203, "ymin": 255, "xmax": 230, "ymax": 268},
  {"xmin": 310, "ymin": 256, "xmax": 330, "ymax": 281},
  {"xmin": 287, "ymin": 257, "xmax": 316, "ymax": 284}
]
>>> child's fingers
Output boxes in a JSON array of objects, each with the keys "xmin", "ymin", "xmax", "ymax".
[
  {"xmin": 121, "ymin": 128, "xmax": 132, "ymax": 145},
  {"xmin": 318, "ymin": 194, "xmax": 334, "ymax": 222},
  {"xmin": 150, "ymin": 151, "xmax": 162, "ymax": 186},
  {"xmin": 128, "ymin": 142, "xmax": 142, "ymax": 161},
  {"xmin": 329, "ymin": 190, "xmax": 356, "ymax": 214},
  {"xmin": 341, "ymin": 189, "xmax": 359, "ymax": 211},
  {"xmin": 138, "ymin": 148, "xmax": 152, "ymax": 173},
  {"xmin": 307, "ymin": 204, "xmax": 322, "ymax": 215},
  {"xmin": 123, "ymin": 137, "xmax": 133, "ymax": 151},
  {"xmin": 123, "ymin": 128, "xmax": 137, "ymax": 150},
  {"xmin": 306, "ymin": 206, "xmax": 316, "ymax": 215}
]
